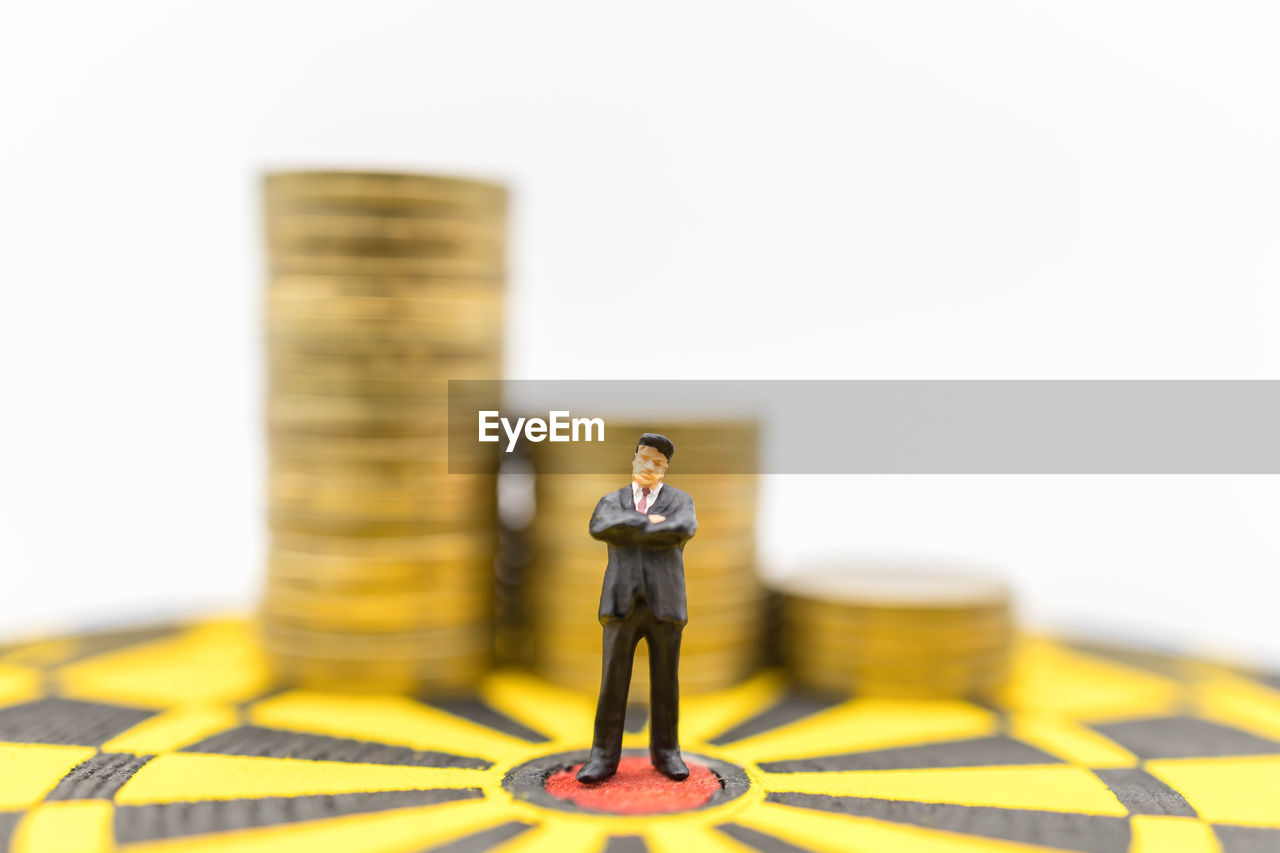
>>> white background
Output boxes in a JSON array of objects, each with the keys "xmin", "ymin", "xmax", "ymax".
[{"xmin": 1, "ymin": 2, "xmax": 1277, "ymax": 661}]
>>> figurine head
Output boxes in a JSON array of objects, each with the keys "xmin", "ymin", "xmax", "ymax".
[{"xmin": 632, "ymin": 433, "xmax": 674, "ymax": 488}]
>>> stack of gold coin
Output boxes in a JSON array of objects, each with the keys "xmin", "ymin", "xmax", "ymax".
[
  {"xmin": 774, "ymin": 565, "xmax": 1013, "ymax": 699},
  {"xmin": 527, "ymin": 421, "xmax": 761, "ymax": 697},
  {"xmin": 259, "ymin": 170, "xmax": 506, "ymax": 694}
]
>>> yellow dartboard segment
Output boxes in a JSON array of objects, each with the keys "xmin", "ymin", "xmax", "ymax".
[{"xmin": 0, "ymin": 617, "xmax": 1276, "ymax": 852}]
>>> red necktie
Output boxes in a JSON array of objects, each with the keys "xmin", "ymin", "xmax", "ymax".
[{"xmin": 637, "ymin": 487, "xmax": 650, "ymax": 514}]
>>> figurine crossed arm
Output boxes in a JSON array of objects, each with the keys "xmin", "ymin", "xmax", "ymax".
[{"xmin": 588, "ymin": 494, "xmax": 696, "ymax": 549}]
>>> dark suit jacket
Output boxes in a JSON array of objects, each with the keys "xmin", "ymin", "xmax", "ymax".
[{"xmin": 588, "ymin": 483, "xmax": 697, "ymax": 625}]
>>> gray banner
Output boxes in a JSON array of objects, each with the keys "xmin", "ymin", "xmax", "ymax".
[{"xmin": 447, "ymin": 380, "xmax": 1280, "ymax": 474}]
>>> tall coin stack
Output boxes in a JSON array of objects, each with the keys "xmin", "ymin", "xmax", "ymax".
[
  {"xmin": 528, "ymin": 421, "xmax": 761, "ymax": 698},
  {"xmin": 775, "ymin": 565, "xmax": 1013, "ymax": 699},
  {"xmin": 261, "ymin": 170, "xmax": 506, "ymax": 694}
]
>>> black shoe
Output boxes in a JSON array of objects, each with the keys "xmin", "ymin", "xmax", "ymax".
[
  {"xmin": 576, "ymin": 757, "xmax": 617, "ymax": 784},
  {"xmin": 651, "ymin": 750, "xmax": 689, "ymax": 781}
]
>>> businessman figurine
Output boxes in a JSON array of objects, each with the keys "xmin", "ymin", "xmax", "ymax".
[{"xmin": 577, "ymin": 433, "xmax": 697, "ymax": 783}]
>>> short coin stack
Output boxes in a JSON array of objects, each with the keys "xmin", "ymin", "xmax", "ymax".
[
  {"xmin": 261, "ymin": 170, "xmax": 506, "ymax": 694},
  {"xmin": 528, "ymin": 421, "xmax": 762, "ymax": 698},
  {"xmin": 775, "ymin": 565, "xmax": 1013, "ymax": 699}
]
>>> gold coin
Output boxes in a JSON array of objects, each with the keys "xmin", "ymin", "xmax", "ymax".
[
  {"xmin": 267, "ymin": 392, "xmax": 450, "ymax": 418},
  {"xmin": 777, "ymin": 567, "xmax": 1011, "ymax": 610},
  {"xmin": 266, "ymin": 656, "xmax": 490, "ymax": 678},
  {"xmin": 260, "ymin": 622, "xmax": 492, "ymax": 660},
  {"xmin": 786, "ymin": 637, "xmax": 1012, "ymax": 669},
  {"xmin": 262, "ymin": 602, "xmax": 491, "ymax": 634},
  {"xmin": 266, "ymin": 227, "xmax": 503, "ymax": 260},
  {"xmin": 266, "ymin": 567, "xmax": 492, "ymax": 589},
  {"xmin": 269, "ymin": 467, "xmax": 490, "ymax": 498},
  {"xmin": 268, "ymin": 366, "xmax": 499, "ymax": 399},
  {"xmin": 265, "ymin": 652, "xmax": 490, "ymax": 694},
  {"xmin": 266, "ymin": 213, "xmax": 504, "ymax": 243},
  {"xmin": 271, "ymin": 529, "xmax": 493, "ymax": 560},
  {"xmin": 266, "ymin": 554, "xmax": 492, "ymax": 587},
  {"xmin": 266, "ymin": 237, "xmax": 503, "ymax": 263},
  {"xmin": 785, "ymin": 605, "xmax": 1011, "ymax": 635},
  {"xmin": 790, "ymin": 650, "xmax": 1010, "ymax": 685},
  {"xmin": 263, "ymin": 593, "xmax": 491, "ymax": 623},
  {"xmin": 267, "ymin": 512, "xmax": 487, "ymax": 538},
  {"xmin": 791, "ymin": 626, "xmax": 1013, "ymax": 660},
  {"xmin": 266, "ymin": 652, "xmax": 491, "ymax": 679},
  {"xmin": 268, "ymin": 455, "xmax": 487, "ymax": 478},
  {"xmin": 267, "ymin": 338, "xmax": 502, "ymax": 371},
  {"xmin": 269, "ymin": 472, "xmax": 493, "ymax": 503},
  {"xmin": 266, "ymin": 562, "xmax": 491, "ymax": 592},
  {"xmin": 263, "ymin": 171, "xmax": 506, "ymax": 209},
  {"xmin": 266, "ymin": 397, "xmax": 456, "ymax": 439},
  {"xmin": 268, "ymin": 466, "xmax": 491, "ymax": 491},
  {"xmin": 267, "ymin": 253, "xmax": 503, "ymax": 279},
  {"xmin": 792, "ymin": 674, "xmax": 1005, "ymax": 700},
  {"xmin": 266, "ymin": 283, "xmax": 502, "ymax": 321},
  {"xmin": 268, "ymin": 272, "xmax": 502, "ymax": 301},
  {"xmin": 265, "ymin": 307, "xmax": 503, "ymax": 343},
  {"xmin": 265, "ymin": 332, "xmax": 497, "ymax": 362},
  {"xmin": 793, "ymin": 658, "xmax": 1010, "ymax": 690},
  {"xmin": 268, "ymin": 493, "xmax": 492, "ymax": 523},
  {"xmin": 787, "ymin": 605, "xmax": 1013, "ymax": 629},
  {"xmin": 266, "ymin": 347, "xmax": 501, "ymax": 380},
  {"xmin": 267, "ymin": 568, "xmax": 490, "ymax": 596},
  {"xmin": 268, "ymin": 434, "xmax": 492, "ymax": 467}
]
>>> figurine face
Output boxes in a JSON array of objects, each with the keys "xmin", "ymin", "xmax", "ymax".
[{"xmin": 632, "ymin": 445, "xmax": 669, "ymax": 488}]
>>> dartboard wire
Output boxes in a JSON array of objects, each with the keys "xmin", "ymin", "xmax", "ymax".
[
  {"xmin": 478, "ymin": 670, "xmax": 599, "ymax": 745},
  {"xmin": 0, "ymin": 660, "xmax": 42, "ymax": 712},
  {"xmin": 466, "ymin": 817, "xmax": 595, "ymax": 853},
  {"xmin": 674, "ymin": 671, "xmax": 791, "ymax": 744},
  {"xmin": 708, "ymin": 695, "xmax": 999, "ymax": 769},
  {"xmin": 112, "ymin": 752, "xmax": 491, "ymax": 805},
  {"xmin": 49, "ymin": 621, "xmax": 273, "ymax": 711},
  {"xmin": 735, "ymin": 799, "xmax": 1066, "ymax": 853},
  {"xmin": 477, "ymin": 668, "xmax": 791, "ymax": 754},
  {"xmin": 756, "ymin": 765, "xmax": 1129, "ymax": 816},
  {"xmin": 112, "ymin": 795, "xmax": 515, "ymax": 853},
  {"xmin": 989, "ymin": 637, "xmax": 1184, "ymax": 723},
  {"xmin": 647, "ymin": 819, "xmax": 779, "ymax": 853},
  {"xmin": 1184, "ymin": 668, "xmax": 1280, "ymax": 745},
  {"xmin": 245, "ymin": 688, "xmax": 550, "ymax": 771}
]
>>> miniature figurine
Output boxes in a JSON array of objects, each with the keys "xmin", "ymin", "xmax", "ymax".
[{"xmin": 577, "ymin": 433, "xmax": 697, "ymax": 783}]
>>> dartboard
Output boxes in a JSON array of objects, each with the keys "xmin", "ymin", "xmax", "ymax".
[{"xmin": 1, "ymin": 617, "xmax": 1278, "ymax": 852}]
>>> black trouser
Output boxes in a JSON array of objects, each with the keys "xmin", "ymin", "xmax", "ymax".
[{"xmin": 588, "ymin": 596, "xmax": 684, "ymax": 764}]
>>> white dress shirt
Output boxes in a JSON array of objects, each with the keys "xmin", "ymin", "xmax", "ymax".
[{"xmin": 632, "ymin": 480, "xmax": 663, "ymax": 513}]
